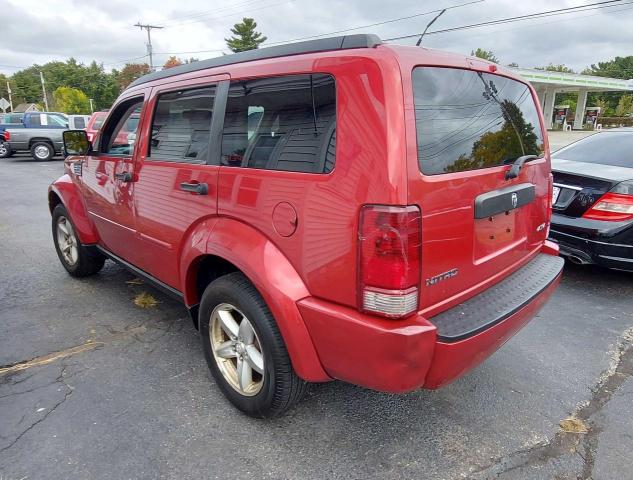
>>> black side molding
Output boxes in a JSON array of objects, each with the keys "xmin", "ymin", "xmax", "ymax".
[
  {"xmin": 430, "ymin": 253, "xmax": 564, "ymax": 342},
  {"xmin": 474, "ymin": 183, "xmax": 535, "ymax": 219}
]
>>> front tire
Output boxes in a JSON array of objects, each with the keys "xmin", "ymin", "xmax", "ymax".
[
  {"xmin": 52, "ymin": 204, "xmax": 105, "ymax": 277},
  {"xmin": 0, "ymin": 141, "xmax": 12, "ymax": 158},
  {"xmin": 199, "ymin": 272, "xmax": 307, "ymax": 418},
  {"xmin": 31, "ymin": 141, "xmax": 54, "ymax": 161}
]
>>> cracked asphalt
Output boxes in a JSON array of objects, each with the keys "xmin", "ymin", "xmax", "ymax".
[{"xmin": 1, "ymin": 153, "xmax": 632, "ymax": 480}]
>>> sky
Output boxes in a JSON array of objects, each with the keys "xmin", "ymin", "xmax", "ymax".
[{"xmin": 1, "ymin": 0, "xmax": 632, "ymax": 76}]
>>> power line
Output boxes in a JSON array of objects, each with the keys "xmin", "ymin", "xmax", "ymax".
[{"xmin": 384, "ymin": 0, "xmax": 628, "ymax": 41}]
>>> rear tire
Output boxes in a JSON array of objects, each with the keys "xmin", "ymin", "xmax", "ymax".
[
  {"xmin": 52, "ymin": 204, "xmax": 105, "ymax": 277},
  {"xmin": 199, "ymin": 272, "xmax": 307, "ymax": 418},
  {"xmin": 31, "ymin": 141, "xmax": 54, "ymax": 161}
]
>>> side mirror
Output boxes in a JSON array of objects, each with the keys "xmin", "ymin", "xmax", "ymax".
[{"xmin": 63, "ymin": 129, "xmax": 91, "ymax": 157}]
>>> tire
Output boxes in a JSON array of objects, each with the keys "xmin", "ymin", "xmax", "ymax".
[
  {"xmin": 30, "ymin": 141, "xmax": 54, "ymax": 161},
  {"xmin": 0, "ymin": 141, "xmax": 11, "ymax": 158},
  {"xmin": 52, "ymin": 204, "xmax": 105, "ymax": 277},
  {"xmin": 199, "ymin": 272, "xmax": 307, "ymax": 418}
]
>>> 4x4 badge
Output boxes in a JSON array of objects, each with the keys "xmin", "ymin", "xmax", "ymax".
[
  {"xmin": 426, "ymin": 268, "xmax": 459, "ymax": 287},
  {"xmin": 511, "ymin": 192, "xmax": 518, "ymax": 209}
]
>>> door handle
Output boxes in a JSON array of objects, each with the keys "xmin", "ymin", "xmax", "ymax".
[
  {"xmin": 115, "ymin": 171, "xmax": 133, "ymax": 182},
  {"xmin": 180, "ymin": 182, "xmax": 208, "ymax": 195}
]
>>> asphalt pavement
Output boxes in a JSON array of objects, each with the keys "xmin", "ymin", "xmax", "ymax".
[{"xmin": 1, "ymin": 153, "xmax": 632, "ymax": 480}]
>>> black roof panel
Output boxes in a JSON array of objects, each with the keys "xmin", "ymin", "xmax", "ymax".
[{"xmin": 126, "ymin": 34, "xmax": 382, "ymax": 89}]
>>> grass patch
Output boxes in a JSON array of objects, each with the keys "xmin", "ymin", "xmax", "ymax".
[
  {"xmin": 134, "ymin": 292, "xmax": 159, "ymax": 309},
  {"xmin": 559, "ymin": 417, "xmax": 589, "ymax": 434}
]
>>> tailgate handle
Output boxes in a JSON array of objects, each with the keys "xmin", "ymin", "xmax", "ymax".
[{"xmin": 505, "ymin": 155, "xmax": 538, "ymax": 180}]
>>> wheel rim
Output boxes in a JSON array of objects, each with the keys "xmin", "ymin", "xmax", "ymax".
[
  {"xmin": 0, "ymin": 143, "xmax": 6, "ymax": 155},
  {"xmin": 56, "ymin": 216, "xmax": 79, "ymax": 266},
  {"xmin": 210, "ymin": 303, "xmax": 265, "ymax": 396},
  {"xmin": 35, "ymin": 145, "xmax": 50, "ymax": 159}
]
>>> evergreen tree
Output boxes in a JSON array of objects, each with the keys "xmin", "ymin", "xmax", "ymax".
[{"xmin": 225, "ymin": 18, "xmax": 267, "ymax": 53}]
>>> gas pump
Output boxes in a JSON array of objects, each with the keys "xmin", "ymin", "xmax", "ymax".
[
  {"xmin": 584, "ymin": 107, "xmax": 601, "ymax": 129},
  {"xmin": 552, "ymin": 105, "xmax": 570, "ymax": 130}
]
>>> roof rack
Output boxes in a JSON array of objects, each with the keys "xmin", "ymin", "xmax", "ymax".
[{"xmin": 126, "ymin": 34, "xmax": 382, "ymax": 89}]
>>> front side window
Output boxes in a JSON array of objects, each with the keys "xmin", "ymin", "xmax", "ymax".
[
  {"xmin": 100, "ymin": 98, "xmax": 143, "ymax": 156},
  {"xmin": 221, "ymin": 73, "xmax": 336, "ymax": 173},
  {"xmin": 148, "ymin": 86, "xmax": 215, "ymax": 163},
  {"xmin": 413, "ymin": 67, "xmax": 544, "ymax": 175}
]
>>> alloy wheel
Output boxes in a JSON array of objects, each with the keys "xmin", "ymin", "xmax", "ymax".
[
  {"xmin": 210, "ymin": 303, "xmax": 265, "ymax": 396},
  {"xmin": 56, "ymin": 216, "xmax": 79, "ymax": 266}
]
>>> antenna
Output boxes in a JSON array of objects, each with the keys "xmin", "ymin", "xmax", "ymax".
[{"xmin": 416, "ymin": 9, "xmax": 446, "ymax": 46}]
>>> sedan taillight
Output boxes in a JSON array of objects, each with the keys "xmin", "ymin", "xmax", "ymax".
[{"xmin": 583, "ymin": 192, "xmax": 633, "ymax": 222}]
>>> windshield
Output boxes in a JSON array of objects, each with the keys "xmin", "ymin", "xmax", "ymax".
[
  {"xmin": 413, "ymin": 67, "xmax": 544, "ymax": 175},
  {"xmin": 552, "ymin": 131, "xmax": 633, "ymax": 168}
]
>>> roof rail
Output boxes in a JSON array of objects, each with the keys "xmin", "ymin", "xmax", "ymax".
[{"xmin": 126, "ymin": 34, "xmax": 382, "ymax": 89}]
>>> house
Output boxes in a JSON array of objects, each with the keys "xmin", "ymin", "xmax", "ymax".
[{"xmin": 13, "ymin": 103, "xmax": 40, "ymax": 113}]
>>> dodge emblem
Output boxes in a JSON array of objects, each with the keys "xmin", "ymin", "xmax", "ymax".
[{"xmin": 511, "ymin": 192, "xmax": 518, "ymax": 209}]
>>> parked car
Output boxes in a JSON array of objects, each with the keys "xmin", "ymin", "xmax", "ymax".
[
  {"xmin": 85, "ymin": 111, "xmax": 108, "ymax": 142},
  {"xmin": 68, "ymin": 114, "xmax": 91, "ymax": 130},
  {"xmin": 0, "ymin": 112, "xmax": 69, "ymax": 160},
  {"xmin": 549, "ymin": 128, "xmax": 633, "ymax": 271},
  {"xmin": 50, "ymin": 34, "xmax": 563, "ymax": 417}
]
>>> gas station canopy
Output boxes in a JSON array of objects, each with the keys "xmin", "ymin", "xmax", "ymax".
[{"xmin": 508, "ymin": 67, "xmax": 633, "ymax": 130}]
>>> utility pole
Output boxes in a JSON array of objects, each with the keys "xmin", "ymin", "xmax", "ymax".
[
  {"xmin": 40, "ymin": 71, "xmax": 49, "ymax": 111},
  {"xmin": 89, "ymin": 98, "xmax": 94, "ymax": 114},
  {"xmin": 134, "ymin": 22, "xmax": 164, "ymax": 71},
  {"xmin": 6, "ymin": 80, "xmax": 13, "ymax": 112}
]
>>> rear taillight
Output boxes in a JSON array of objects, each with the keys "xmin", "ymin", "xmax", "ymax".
[
  {"xmin": 87, "ymin": 132, "xmax": 93, "ymax": 142},
  {"xmin": 358, "ymin": 205, "xmax": 421, "ymax": 318},
  {"xmin": 3, "ymin": 131, "xmax": 10, "ymax": 141},
  {"xmin": 583, "ymin": 192, "xmax": 633, "ymax": 221}
]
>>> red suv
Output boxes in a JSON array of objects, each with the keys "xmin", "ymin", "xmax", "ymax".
[{"xmin": 50, "ymin": 34, "xmax": 563, "ymax": 417}]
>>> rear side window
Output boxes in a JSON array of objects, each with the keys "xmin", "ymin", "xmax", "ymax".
[
  {"xmin": 74, "ymin": 117, "xmax": 86, "ymax": 129},
  {"xmin": 148, "ymin": 86, "xmax": 215, "ymax": 163},
  {"xmin": 413, "ymin": 67, "xmax": 544, "ymax": 175},
  {"xmin": 552, "ymin": 132, "xmax": 633, "ymax": 168},
  {"xmin": 221, "ymin": 73, "xmax": 336, "ymax": 173}
]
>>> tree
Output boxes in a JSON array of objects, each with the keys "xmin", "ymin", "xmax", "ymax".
[
  {"xmin": 616, "ymin": 94, "xmax": 633, "ymax": 116},
  {"xmin": 471, "ymin": 48, "xmax": 498, "ymax": 64},
  {"xmin": 585, "ymin": 56, "xmax": 633, "ymax": 79},
  {"xmin": 225, "ymin": 18, "xmax": 267, "ymax": 53},
  {"xmin": 163, "ymin": 56, "xmax": 183, "ymax": 69},
  {"xmin": 115, "ymin": 63, "xmax": 151, "ymax": 90},
  {"xmin": 535, "ymin": 63, "xmax": 574, "ymax": 73},
  {"xmin": 53, "ymin": 86, "xmax": 91, "ymax": 114}
]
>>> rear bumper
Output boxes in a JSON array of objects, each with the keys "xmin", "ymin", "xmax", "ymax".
[
  {"xmin": 298, "ymin": 250, "xmax": 563, "ymax": 393},
  {"xmin": 549, "ymin": 214, "xmax": 633, "ymax": 271}
]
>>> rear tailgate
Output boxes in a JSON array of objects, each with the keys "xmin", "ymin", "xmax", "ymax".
[{"xmin": 406, "ymin": 64, "xmax": 551, "ymax": 312}]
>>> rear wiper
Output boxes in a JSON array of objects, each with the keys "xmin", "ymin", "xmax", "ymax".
[{"xmin": 505, "ymin": 155, "xmax": 538, "ymax": 180}]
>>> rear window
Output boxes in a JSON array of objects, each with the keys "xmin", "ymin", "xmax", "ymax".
[
  {"xmin": 413, "ymin": 67, "xmax": 544, "ymax": 175},
  {"xmin": 552, "ymin": 131, "xmax": 633, "ymax": 168},
  {"xmin": 221, "ymin": 73, "xmax": 336, "ymax": 173}
]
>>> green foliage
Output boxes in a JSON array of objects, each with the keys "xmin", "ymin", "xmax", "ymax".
[
  {"xmin": 535, "ymin": 63, "xmax": 575, "ymax": 73},
  {"xmin": 615, "ymin": 94, "xmax": 633, "ymax": 116},
  {"xmin": 8, "ymin": 59, "xmax": 119, "ymax": 111},
  {"xmin": 52, "ymin": 86, "xmax": 91, "ymax": 114},
  {"xmin": 471, "ymin": 48, "xmax": 498, "ymax": 64},
  {"xmin": 225, "ymin": 18, "xmax": 267, "ymax": 53},
  {"xmin": 585, "ymin": 56, "xmax": 633, "ymax": 79}
]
